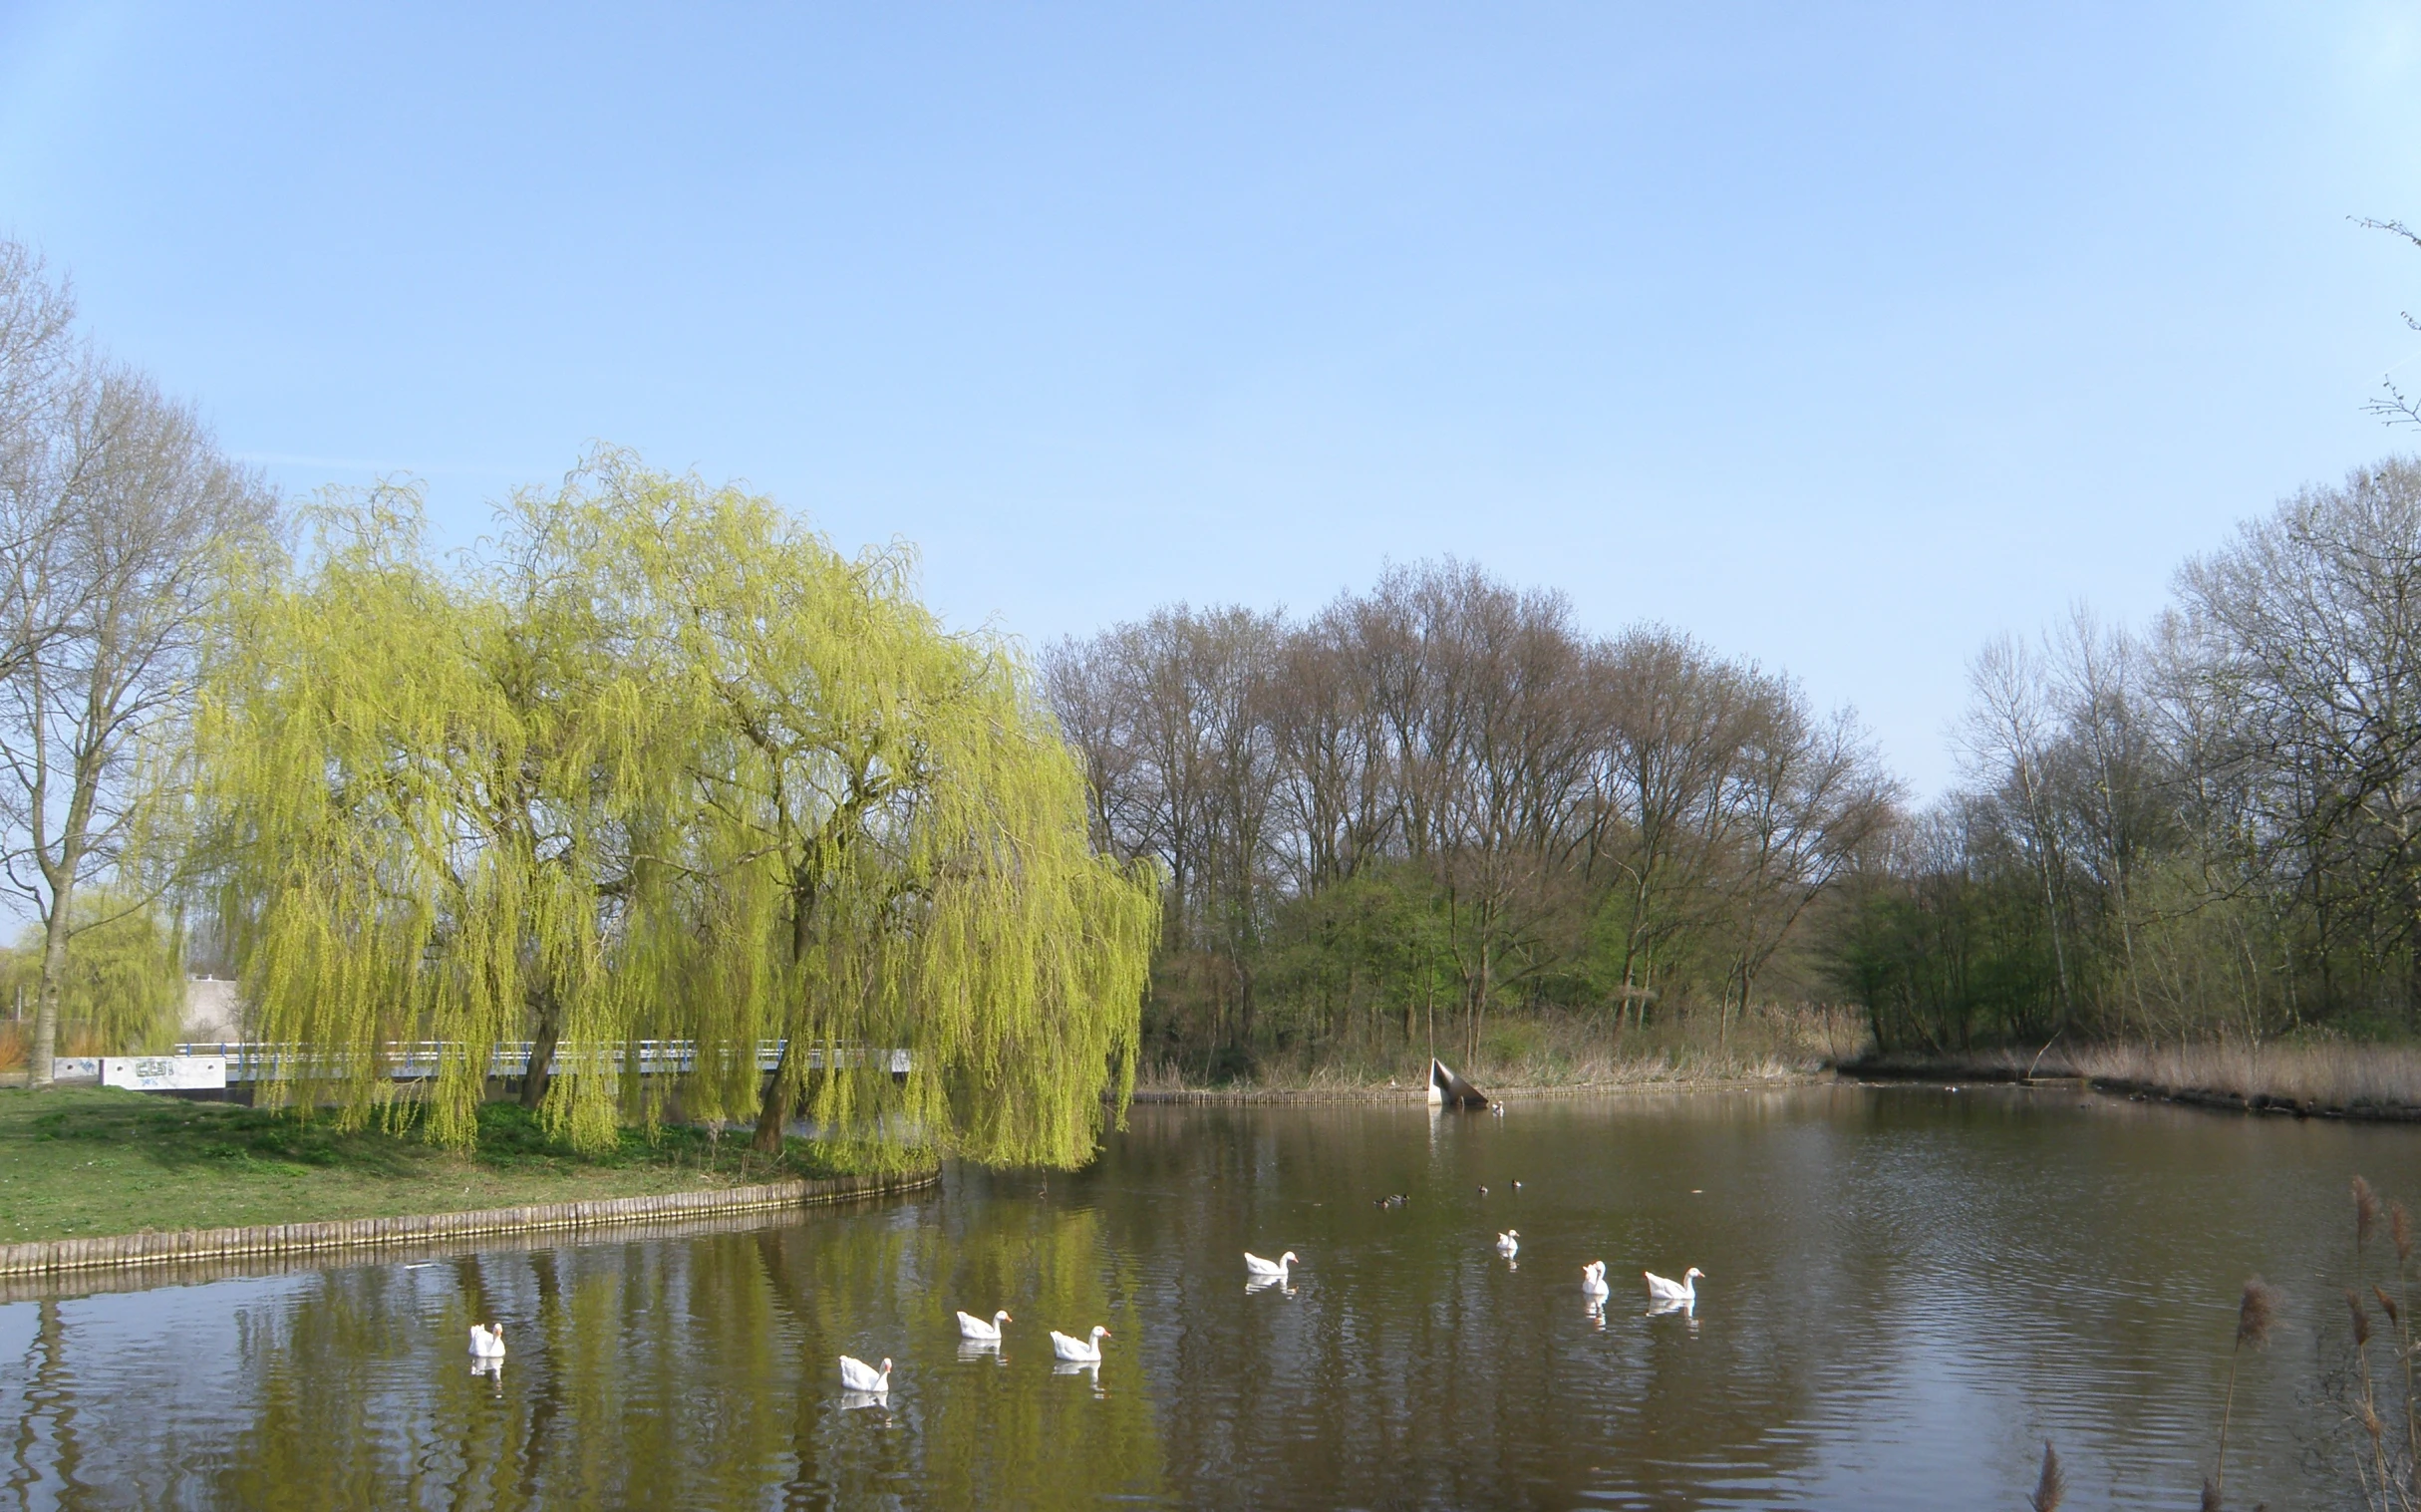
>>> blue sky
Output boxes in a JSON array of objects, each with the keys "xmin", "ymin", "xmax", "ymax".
[{"xmin": 4, "ymin": 3, "xmax": 2418, "ymax": 794}]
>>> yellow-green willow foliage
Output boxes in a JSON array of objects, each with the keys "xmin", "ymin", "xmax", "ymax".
[
  {"xmin": 195, "ymin": 455, "xmax": 1157, "ymax": 1168},
  {"xmin": 194, "ymin": 487, "xmax": 656, "ymax": 1148},
  {"xmin": 576, "ymin": 455, "xmax": 1159, "ymax": 1167}
]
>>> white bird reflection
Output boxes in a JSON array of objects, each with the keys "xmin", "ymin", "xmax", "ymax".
[
  {"xmin": 1052, "ymin": 1360, "xmax": 1106, "ymax": 1398},
  {"xmin": 1646, "ymin": 1295, "xmax": 1699, "ymax": 1331},
  {"xmin": 838, "ymin": 1389, "xmax": 891, "ymax": 1412},
  {"xmin": 1584, "ymin": 1295, "xmax": 1608, "ymax": 1331},
  {"xmin": 957, "ymin": 1339, "xmax": 1007, "ymax": 1365},
  {"xmin": 1245, "ymin": 1275, "xmax": 1297, "ymax": 1298},
  {"xmin": 470, "ymin": 1357, "xmax": 504, "ymax": 1387}
]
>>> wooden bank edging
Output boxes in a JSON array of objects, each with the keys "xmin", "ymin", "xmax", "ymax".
[{"xmin": 0, "ymin": 1166, "xmax": 940, "ymax": 1280}]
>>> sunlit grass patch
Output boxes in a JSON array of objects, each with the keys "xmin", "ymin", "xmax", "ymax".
[{"xmin": 0, "ymin": 1087, "xmax": 891, "ymax": 1246}]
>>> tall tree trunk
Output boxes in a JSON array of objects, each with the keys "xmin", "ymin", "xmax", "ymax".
[{"xmin": 26, "ymin": 884, "xmax": 72, "ymax": 1088}]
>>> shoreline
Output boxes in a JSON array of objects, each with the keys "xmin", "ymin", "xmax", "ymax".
[
  {"xmin": 1130, "ymin": 1058, "xmax": 2421, "ymax": 1127},
  {"xmin": 1126, "ymin": 1070, "xmax": 1831, "ymax": 1104},
  {"xmin": 1841, "ymin": 1051, "xmax": 2421, "ymax": 1125},
  {"xmin": 0, "ymin": 1164, "xmax": 940, "ymax": 1280}
]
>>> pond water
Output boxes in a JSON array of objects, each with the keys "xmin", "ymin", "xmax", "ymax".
[{"xmin": 3, "ymin": 1083, "xmax": 2416, "ymax": 1509}]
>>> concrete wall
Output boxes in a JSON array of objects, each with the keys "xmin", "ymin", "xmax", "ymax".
[{"xmin": 180, "ymin": 977, "xmax": 242, "ymax": 1042}]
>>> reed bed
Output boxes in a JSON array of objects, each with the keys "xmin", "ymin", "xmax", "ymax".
[{"xmin": 2069, "ymin": 1041, "xmax": 2421, "ymax": 1113}]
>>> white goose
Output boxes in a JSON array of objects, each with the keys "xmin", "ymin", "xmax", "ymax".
[
  {"xmin": 837, "ymin": 1355, "xmax": 892, "ymax": 1392},
  {"xmin": 1050, "ymin": 1326, "xmax": 1110, "ymax": 1362},
  {"xmin": 1244, "ymin": 1250, "xmax": 1299, "ymax": 1282},
  {"xmin": 956, "ymin": 1309, "xmax": 1013, "ymax": 1342},
  {"xmin": 1645, "ymin": 1267, "xmax": 1704, "ymax": 1305},
  {"xmin": 1581, "ymin": 1261, "xmax": 1611, "ymax": 1295},
  {"xmin": 468, "ymin": 1322, "xmax": 506, "ymax": 1360},
  {"xmin": 1496, "ymin": 1230, "xmax": 1520, "ymax": 1258}
]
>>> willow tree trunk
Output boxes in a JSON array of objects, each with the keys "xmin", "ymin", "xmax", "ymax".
[
  {"xmin": 752, "ymin": 1039, "xmax": 793, "ymax": 1154},
  {"xmin": 753, "ymin": 867, "xmax": 826, "ymax": 1154},
  {"xmin": 518, "ymin": 986, "xmax": 562, "ymax": 1110}
]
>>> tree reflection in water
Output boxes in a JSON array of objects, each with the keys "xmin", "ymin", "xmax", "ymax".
[{"xmin": 4, "ymin": 1089, "xmax": 2416, "ymax": 1508}]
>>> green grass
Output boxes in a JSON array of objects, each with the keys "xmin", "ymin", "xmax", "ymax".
[{"xmin": 0, "ymin": 1088, "xmax": 900, "ymax": 1246}]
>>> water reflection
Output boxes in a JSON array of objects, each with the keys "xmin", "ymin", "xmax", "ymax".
[{"xmin": 3, "ymin": 1086, "xmax": 2417, "ymax": 1507}]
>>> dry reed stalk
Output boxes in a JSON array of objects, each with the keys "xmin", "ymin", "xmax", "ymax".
[
  {"xmin": 2391, "ymin": 1201, "xmax": 2421, "ymax": 1510},
  {"xmin": 2345, "ymin": 1189, "xmax": 2397, "ymax": 1508},
  {"xmin": 2211, "ymin": 1278, "xmax": 2279, "ymax": 1509},
  {"xmin": 2026, "ymin": 1441, "xmax": 2065, "ymax": 1511}
]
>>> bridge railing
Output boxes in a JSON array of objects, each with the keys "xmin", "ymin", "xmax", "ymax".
[{"xmin": 166, "ymin": 1041, "xmax": 912, "ymax": 1083}]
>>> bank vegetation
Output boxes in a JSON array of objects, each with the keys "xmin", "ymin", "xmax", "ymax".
[
  {"xmin": 1047, "ymin": 563, "xmax": 1899, "ymax": 1084},
  {"xmin": 1836, "ymin": 457, "xmax": 2421, "ymax": 1080}
]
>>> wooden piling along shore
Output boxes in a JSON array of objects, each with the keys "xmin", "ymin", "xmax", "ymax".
[{"xmin": 0, "ymin": 1165, "xmax": 940, "ymax": 1280}]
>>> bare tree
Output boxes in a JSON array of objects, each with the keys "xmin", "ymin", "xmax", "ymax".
[
  {"xmin": 2173, "ymin": 459, "xmax": 2421, "ymax": 1026},
  {"xmin": 1959, "ymin": 633, "xmax": 2077, "ymax": 1027},
  {"xmin": 2360, "ymin": 217, "xmax": 2421, "ymax": 430},
  {"xmin": 0, "ymin": 242, "xmax": 80, "ymax": 685},
  {"xmin": 3, "ymin": 360, "xmax": 275, "ymax": 1086},
  {"xmin": 1265, "ymin": 600, "xmax": 1398, "ymax": 892},
  {"xmin": 1715, "ymin": 692, "xmax": 1898, "ymax": 1049},
  {"xmin": 1588, "ymin": 627, "xmax": 1765, "ymax": 1026}
]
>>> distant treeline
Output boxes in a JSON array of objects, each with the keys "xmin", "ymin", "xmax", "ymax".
[
  {"xmin": 1046, "ymin": 562, "xmax": 1899, "ymax": 1077},
  {"xmin": 1838, "ymin": 457, "xmax": 2421, "ymax": 1053}
]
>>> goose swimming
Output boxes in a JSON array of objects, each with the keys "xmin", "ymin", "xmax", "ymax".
[
  {"xmin": 1050, "ymin": 1326, "xmax": 1110, "ymax": 1362},
  {"xmin": 1496, "ymin": 1230, "xmax": 1520, "ymax": 1257},
  {"xmin": 837, "ymin": 1355, "xmax": 892, "ymax": 1392},
  {"xmin": 468, "ymin": 1323, "xmax": 506, "ymax": 1360},
  {"xmin": 956, "ymin": 1309, "xmax": 1013, "ymax": 1342},
  {"xmin": 1645, "ymin": 1267, "xmax": 1704, "ymax": 1305},
  {"xmin": 1244, "ymin": 1250, "xmax": 1299, "ymax": 1282}
]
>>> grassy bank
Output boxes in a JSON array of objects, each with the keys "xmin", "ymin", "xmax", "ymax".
[
  {"xmin": 1134, "ymin": 1005, "xmax": 1870, "ymax": 1094},
  {"xmin": 1847, "ymin": 1039, "xmax": 2421, "ymax": 1119},
  {"xmin": 0, "ymin": 1088, "xmax": 901, "ymax": 1247}
]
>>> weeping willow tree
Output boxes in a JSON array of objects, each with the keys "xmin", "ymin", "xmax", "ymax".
[
  {"xmin": 193, "ymin": 454, "xmax": 1157, "ymax": 1167},
  {"xmin": 193, "ymin": 485, "xmax": 663, "ymax": 1147},
  {"xmin": 580, "ymin": 455, "xmax": 1159, "ymax": 1167}
]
